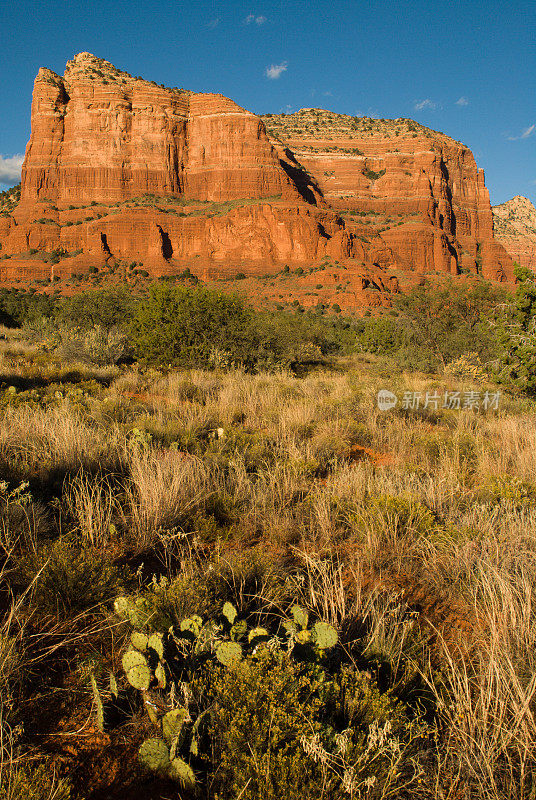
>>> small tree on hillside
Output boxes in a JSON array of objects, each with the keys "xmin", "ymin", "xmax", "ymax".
[{"xmin": 395, "ymin": 279, "xmax": 506, "ymax": 367}]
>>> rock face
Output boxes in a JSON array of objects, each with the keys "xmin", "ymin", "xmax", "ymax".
[
  {"xmin": 262, "ymin": 110, "xmax": 512, "ymax": 283},
  {"xmin": 0, "ymin": 55, "xmax": 514, "ymax": 306},
  {"xmin": 492, "ymin": 196, "xmax": 536, "ymax": 270},
  {"xmin": 22, "ymin": 54, "xmax": 294, "ymax": 205}
]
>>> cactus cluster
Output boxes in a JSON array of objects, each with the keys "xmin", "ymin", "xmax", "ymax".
[
  {"xmin": 114, "ymin": 596, "xmax": 339, "ymax": 788},
  {"xmin": 121, "ymin": 628, "xmax": 169, "ymax": 693},
  {"xmin": 283, "ymin": 605, "xmax": 339, "ymax": 654},
  {"xmin": 138, "ymin": 709, "xmax": 196, "ymax": 788},
  {"xmin": 114, "ymin": 595, "xmax": 152, "ymax": 628}
]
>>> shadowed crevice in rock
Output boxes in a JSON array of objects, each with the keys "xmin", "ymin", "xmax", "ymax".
[
  {"xmin": 440, "ymin": 159, "xmax": 456, "ymax": 236},
  {"xmin": 317, "ymin": 222, "xmax": 331, "ymax": 239},
  {"xmin": 100, "ymin": 233, "xmax": 111, "ymax": 254},
  {"xmin": 447, "ymin": 240, "xmax": 459, "ymax": 274},
  {"xmin": 158, "ymin": 227, "xmax": 173, "ymax": 259},
  {"xmin": 279, "ymin": 148, "xmax": 323, "ymax": 206}
]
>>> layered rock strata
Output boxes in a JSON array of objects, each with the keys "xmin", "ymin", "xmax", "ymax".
[
  {"xmin": 492, "ymin": 196, "xmax": 536, "ymax": 270},
  {"xmin": 0, "ymin": 55, "xmax": 514, "ymax": 307}
]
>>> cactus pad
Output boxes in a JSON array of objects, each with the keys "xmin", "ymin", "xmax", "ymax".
[
  {"xmin": 313, "ymin": 621, "xmax": 338, "ymax": 649},
  {"xmin": 180, "ymin": 615, "xmax": 203, "ymax": 636},
  {"xmin": 296, "ymin": 628, "xmax": 312, "ymax": 644},
  {"xmin": 122, "ymin": 649, "xmax": 151, "ymax": 690},
  {"xmin": 215, "ymin": 640, "xmax": 242, "ymax": 667},
  {"xmin": 114, "ymin": 596, "xmax": 129, "ymax": 616},
  {"xmin": 282, "ymin": 619, "xmax": 298, "ymax": 637},
  {"xmin": 248, "ymin": 626, "xmax": 269, "ymax": 643},
  {"xmin": 155, "ymin": 662, "xmax": 166, "ymax": 689},
  {"xmin": 162, "ymin": 708, "xmax": 188, "ymax": 744},
  {"xmin": 230, "ymin": 619, "xmax": 247, "ymax": 641},
  {"xmin": 139, "ymin": 738, "xmax": 170, "ymax": 773},
  {"xmin": 131, "ymin": 631, "xmax": 149, "ymax": 651},
  {"xmin": 147, "ymin": 633, "xmax": 164, "ymax": 660},
  {"xmin": 222, "ymin": 602, "xmax": 237, "ymax": 625},
  {"xmin": 170, "ymin": 756, "xmax": 196, "ymax": 787},
  {"xmin": 291, "ymin": 604, "xmax": 309, "ymax": 629}
]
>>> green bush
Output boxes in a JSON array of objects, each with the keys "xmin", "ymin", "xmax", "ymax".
[
  {"xmin": 200, "ymin": 650, "xmax": 422, "ymax": 800},
  {"xmin": 394, "ymin": 279, "xmax": 506, "ymax": 368},
  {"xmin": 0, "ymin": 288, "xmax": 56, "ymax": 327},
  {"xmin": 128, "ymin": 285, "xmax": 357, "ymax": 372},
  {"xmin": 493, "ymin": 264, "xmax": 536, "ymax": 393},
  {"xmin": 130, "ymin": 283, "xmax": 258, "ymax": 369},
  {"xmin": 57, "ymin": 287, "xmax": 135, "ymax": 331},
  {"xmin": 355, "ymin": 316, "xmax": 407, "ymax": 355},
  {"xmin": 363, "ymin": 168, "xmax": 386, "ymax": 181},
  {"xmin": 22, "ymin": 539, "xmax": 125, "ymax": 615}
]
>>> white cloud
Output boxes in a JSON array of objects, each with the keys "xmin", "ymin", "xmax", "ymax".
[
  {"xmin": 414, "ymin": 98, "xmax": 436, "ymax": 111},
  {"xmin": 245, "ymin": 14, "xmax": 266, "ymax": 24},
  {"xmin": 456, "ymin": 96, "xmax": 469, "ymax": 106},
  {"xmin": 323, "ymin": 90, "xmax": 333, "ymax": 97},
  {"xmin": 265, "ymin": 61, "xmax": 287, "ymax": 79},
  {"xmin": 508, "ymin": 124, "xmax": 535, "ymax": 141},
  {"xmin": 0, "ymin": 154, "xmax": 24, "ymax": 185},
  {"xmin": 208, "ymin": 17, "xmax": 219, "ymax": 28}
]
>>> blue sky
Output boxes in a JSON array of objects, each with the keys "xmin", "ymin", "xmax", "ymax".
[{"xmin": 0, "ymin": 0, "xmax": 534, "ymax": 205}]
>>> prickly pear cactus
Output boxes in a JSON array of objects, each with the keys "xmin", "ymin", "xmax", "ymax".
[
  {"xmin": 248, "ymin": 626, "xmax": 269, "ymax": 643},
  {"xmin": 154, "ymin": 662, "xmax": 166, "ymax": 689},
  {"xmin": 296, "ymin": 628, "xmax": 312, "ymax": 645},
  {"xmin": 130, "ymin": 631, "xmax": 149, "ymax": 651},
  {"xmin": 169, "ymin": 756, "xmax": 196, "ymax": 788},
  {"xmin": 291, "ymin": 604, "xmax": 309, "ymax": 629},
  {"xmin": 215, "ymin": 640, "xmax": 242, "ymax": 667},
  {"xmin": 147, "ymin": 632, "xmax": 164, "ymax": 660},
  {"xmin": 113, "ymin": 596, "xmax": 129, "ymax": 616},
  {"xmin": 139, "ymin": 738, "xmax": 170, "ymax": 773},
  {"xmin": 282, "ymin": 619, "xmax": 298, "ymax": 637},
  {"xmin": 114, "ymin": 595, "xmax": 150, "ymax": 628},
  {"xmin": 180, "ymin": 615, "xmax": 203, "ymax": 637},
  {"xmin": 222, "ymin": 602, "xmax": 237, "ymax": 625},
  {"xmin": 90, "ymin": 673, "xmax": 104, "ymax": 732},
  {"xmin": 122, "ymin": 649, "xmax": 151, "ymax": 690},
  {"xmin": 230, "ymin": 619, "xmax": 247, "ymax": 641},
  {"xmin": 162, "ymin": 708, "xmax": 188, "ymax": 745},
  {"xmin": 313, "ymin": 621, "xmax": 338, "ymax": 649}
]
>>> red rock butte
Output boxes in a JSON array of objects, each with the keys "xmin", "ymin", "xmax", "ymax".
[{"xmin": 0, "ymin": 52, "xmax": 514, "ymax": 307}]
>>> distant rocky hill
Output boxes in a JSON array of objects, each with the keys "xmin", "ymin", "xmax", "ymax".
[
  {"xmin": 0, "ymin": 53, "xmax": 513, "ymax": 309},
  {"xmin": 492, "ymin": 196, "xmax": 536, "ymax": 270}
]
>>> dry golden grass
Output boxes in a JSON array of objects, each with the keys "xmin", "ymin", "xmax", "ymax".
[
  {"xmin": 2, "ymin": 350, "xmax": 536, "ymax": 797},
  {"xmin": 0, "ymin": 403, "xmax": 124, "ymax": 477}
]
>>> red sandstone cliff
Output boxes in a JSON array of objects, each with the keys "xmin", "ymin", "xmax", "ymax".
[
  {"xmin": 0, "ymin": 54, "xmax": 514, "ymax": 307},
  {"xmin": 262, "ymin": 109, "xmax": 512, "ymax": 283},
  {"xmin": 492, "ymin": 196, "xmax": 536, "ymax": 270}
]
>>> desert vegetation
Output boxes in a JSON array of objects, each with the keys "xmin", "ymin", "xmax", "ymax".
[{"xmin": 1, "ymin": 274, "xmax": 536, "ymax": 798}]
